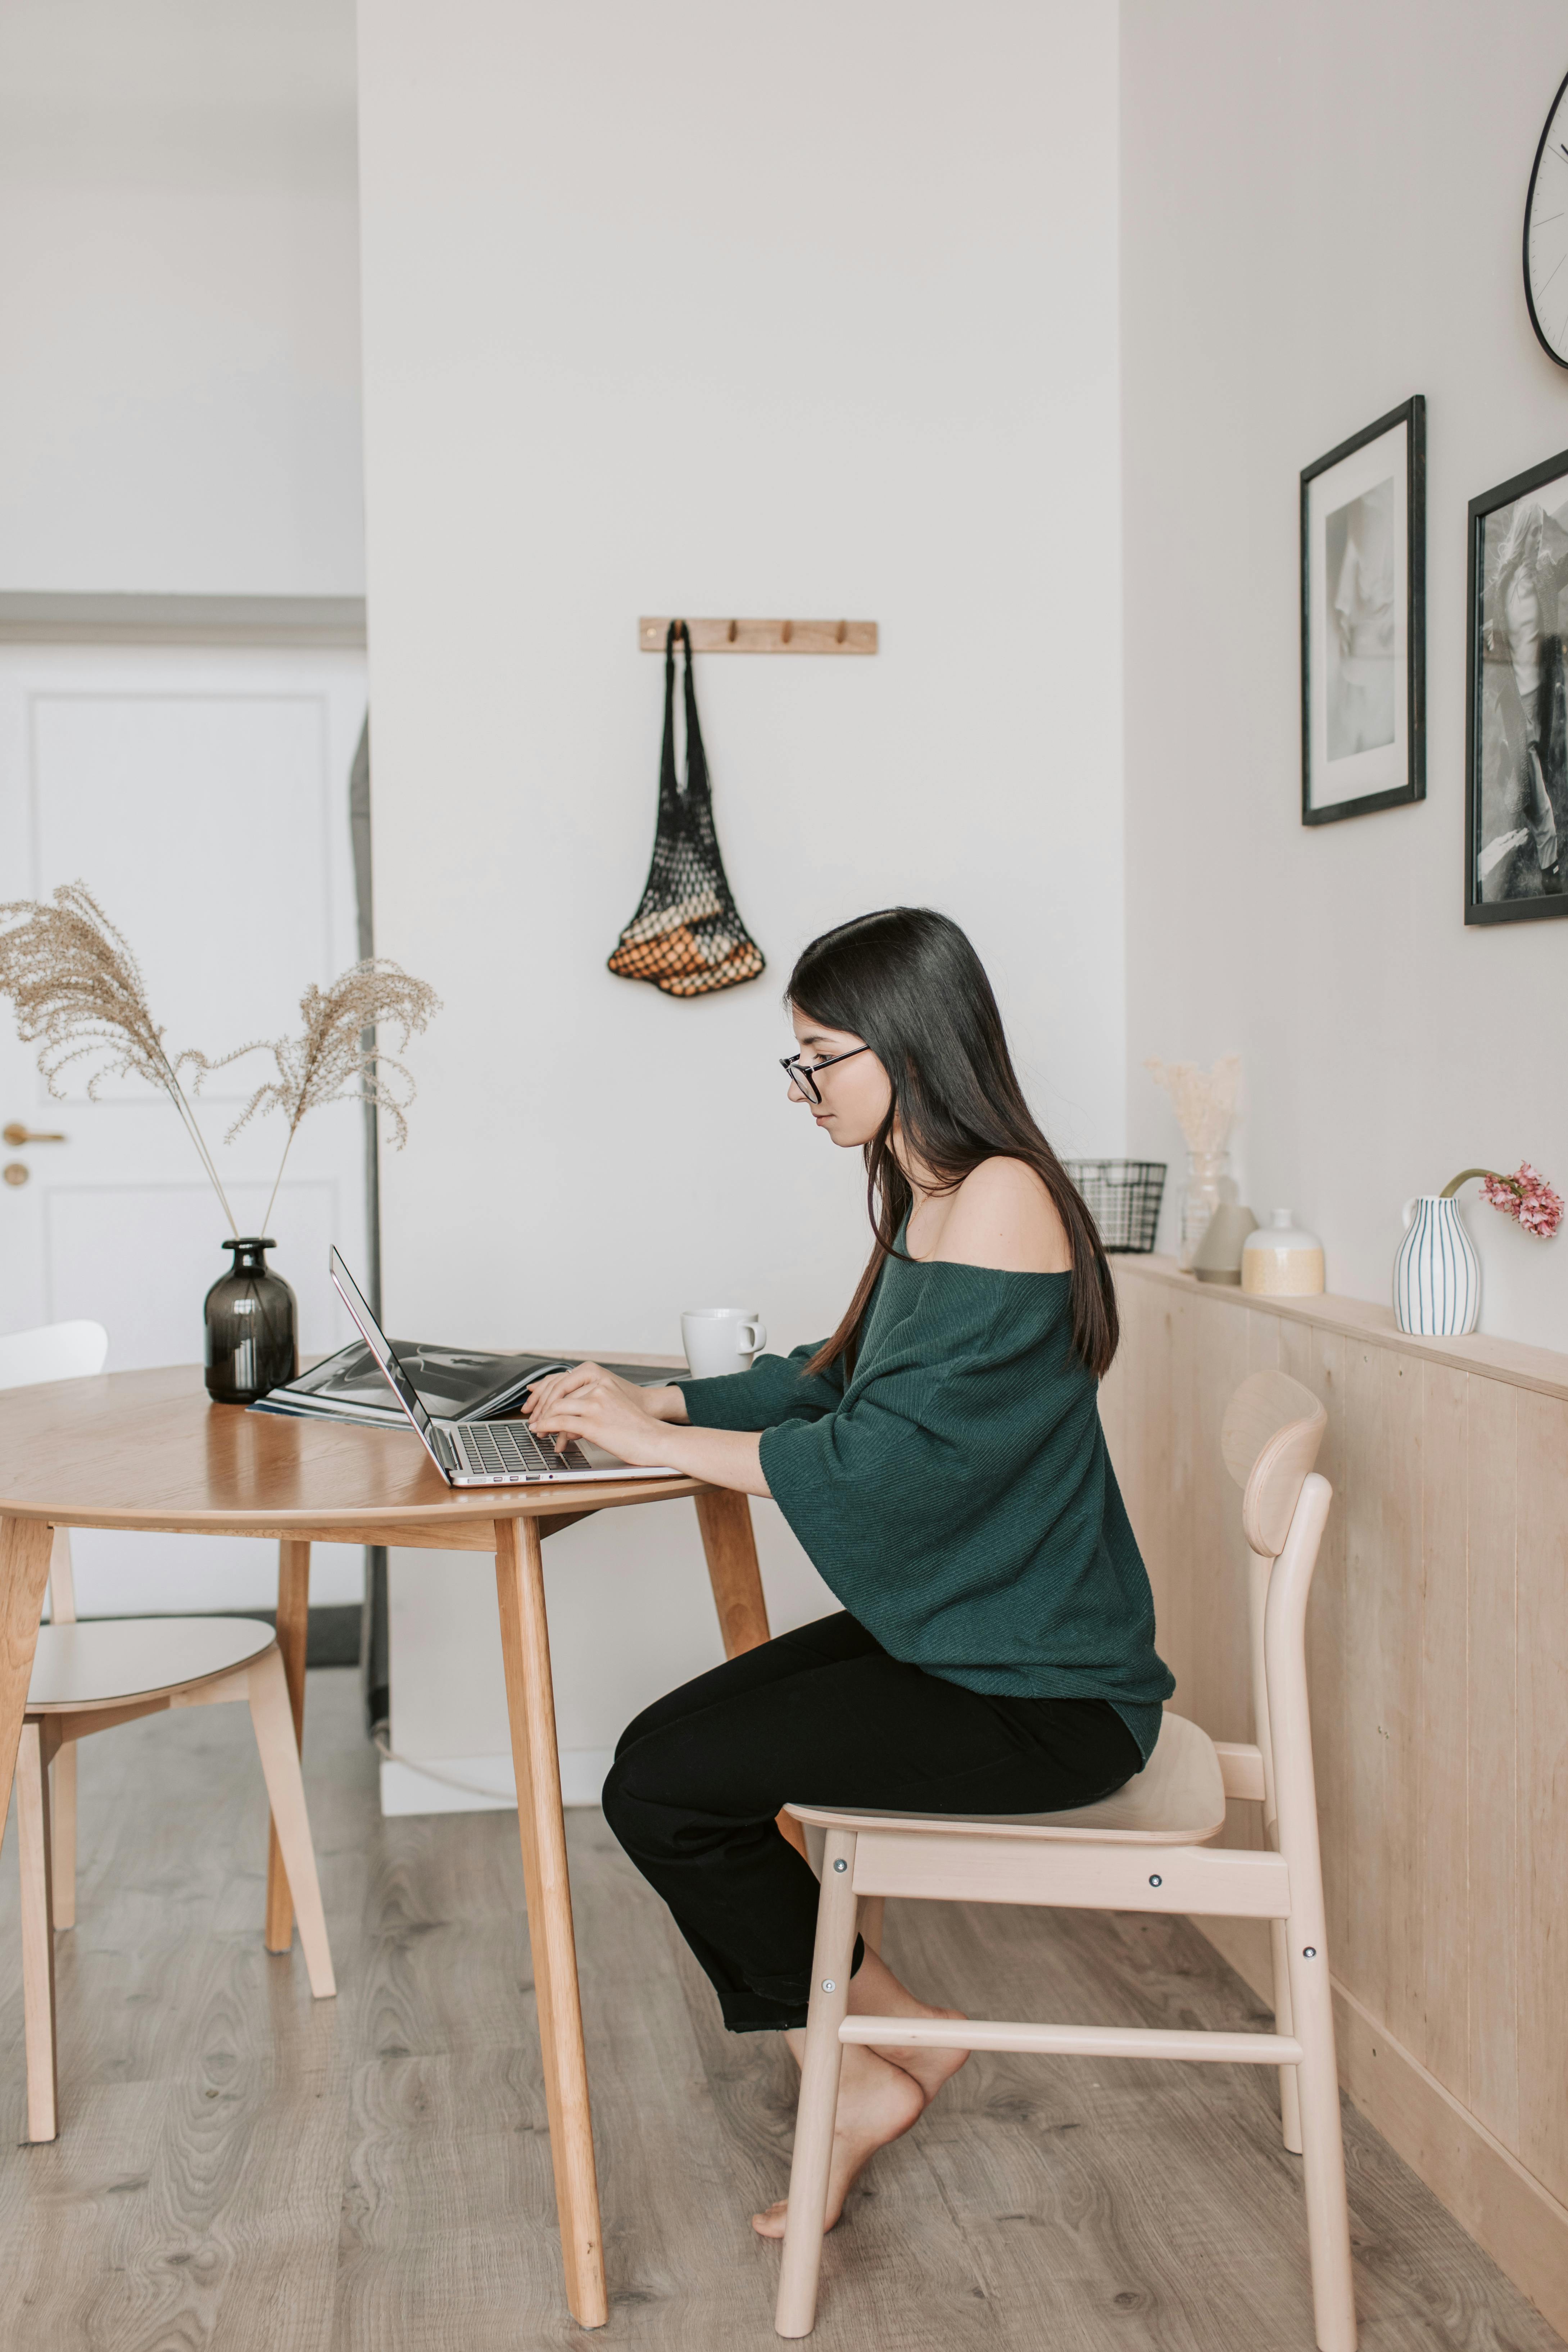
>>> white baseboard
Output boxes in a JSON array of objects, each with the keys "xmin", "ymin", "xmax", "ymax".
[{"xmin": 378, "ymin": 1747, "xmax": 614, "ymax": 1817}]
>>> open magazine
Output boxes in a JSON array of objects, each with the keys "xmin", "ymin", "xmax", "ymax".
[{"xmin": 250, "ymin": 1340, "xmax": 673, "ymax": 1429}]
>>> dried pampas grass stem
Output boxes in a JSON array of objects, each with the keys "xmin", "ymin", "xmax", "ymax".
[
  {"xmin": 1144, "ymin": 1053, "xmax": 1242, "ymax": 1157},
  {"xmin": 0, "ymin": 883, "xmax": 443, "ymax": 1245},
  {"xmin": 206, "ymin": 960, "xmax": 441, "ymax": 1233},
  {"xmin": 0, "ymin": 882, "xmax": 240, "ymax": 1231}
]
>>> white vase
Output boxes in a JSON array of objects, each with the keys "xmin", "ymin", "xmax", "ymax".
[
  {"xmin": 1241, "ymin": 1207, "xmax": 1324, "ymax": 1296},
  {"xmin": 1393, "ymin": 1195, "xmax": 1479, "ymax": 1336}
]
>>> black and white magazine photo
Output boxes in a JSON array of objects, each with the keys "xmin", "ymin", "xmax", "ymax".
[
  {"xmin": 1466, "ymin": 445, "xmax": 1568, "ymax": 920},
  {"xmin": 1300, "ymin": 396, "xmax": 1426, "ymax": 825}
]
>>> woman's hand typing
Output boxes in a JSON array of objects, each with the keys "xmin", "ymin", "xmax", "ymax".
[
  {"xmin": 525, "ymin": 1362, "xmax": 688, "ymax": 1467},
  {"xmin": 525, "ymin": 1362, "xmax": 768, "ymax": 1497}
]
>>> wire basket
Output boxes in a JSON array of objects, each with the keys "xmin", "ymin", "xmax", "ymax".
[{"xmin": 1063, "ymin": 1160, "xmax": 1167, "ymax": 1255}]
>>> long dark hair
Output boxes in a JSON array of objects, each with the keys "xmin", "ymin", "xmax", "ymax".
[{"xmin": 790, "ymin": 907, "xmax": 1118, "ymax": 1381}]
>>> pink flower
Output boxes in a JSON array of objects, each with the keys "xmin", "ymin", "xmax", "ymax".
[{"xmin": 1481, "ymin": 1162, "xmax": 1564, "ymax": 1240}]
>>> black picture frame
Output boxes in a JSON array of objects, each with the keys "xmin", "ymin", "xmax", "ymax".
[
  {"xmin": 1300, "ymin": 395, "xmax": 1426, "ymax": 826},
  {"xmin": 1465, "ymin": 445, "xmax": 1568, "ymax": 923}
]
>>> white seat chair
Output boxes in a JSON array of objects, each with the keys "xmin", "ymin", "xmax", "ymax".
[
  {"xmin": 0, "ymin": 1319, "xmax": 112, "ymax": 1391},
  {"xmin": 0, "ymin": 1320, "xmax": 112, "ymax": 1927},
  {"xmin": 775, "ymin": 1368, "xmax": 1355, "ymax": 2352},
  {"xmin": 0, "ymin": 1321, "xmax": 336, "ymax": 2144},
  {"xmin": 18, "ymin": 1618, "xmax": 335, "ymax": 2141}
]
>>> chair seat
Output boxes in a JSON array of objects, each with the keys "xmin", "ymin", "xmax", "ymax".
[
  {"xmin": 787, "ymin": 1708, "xmax": 1227, "ymax": 1847},
  {"xmin": 26, "ymin": 1617, "xmax": 277, "ymax": 1712}
]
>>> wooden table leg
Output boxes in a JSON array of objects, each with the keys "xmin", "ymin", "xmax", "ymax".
[
  {"xmin": 18, "ymin": 1718, "xmax": 60, "ymax": 2140},
  {"xmin": 693, "ymin": 1487, "xmax": 771, "ymax": 1659},
  {"xmin": 0, "ymin": 1518, "xmax": 56, "ymax": 1856},
  {"xmin": 264, "ymin": 1538, "xmax": 311, "ymax": 1953},
  {"xmin": 692, "ymin": 1488, "xmax": 810, "ymax": 1857},
  {"xmin": 494, "ymin": 1515, "xmax": 607, "ymax": 2330},
  {"xmin": 47, "ymin": 1528, "xmax": 78, "ymax": 1931}
]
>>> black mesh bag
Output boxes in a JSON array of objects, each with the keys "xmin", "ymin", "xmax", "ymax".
[{"xmin": 608, "ymin": 621, "xmax": 765, "ymax": 997}]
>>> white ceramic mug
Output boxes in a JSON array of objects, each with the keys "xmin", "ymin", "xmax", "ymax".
[{"xmin": 681, "ymin": 1308, "xmax": 767, "ymax": 1378}]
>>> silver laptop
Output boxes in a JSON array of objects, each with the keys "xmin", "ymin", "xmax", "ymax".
[{"xmin": 329, "ymin": 1248, "xmax": 680, "ymax": 1488}]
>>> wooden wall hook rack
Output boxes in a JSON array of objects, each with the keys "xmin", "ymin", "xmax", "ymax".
[{"xmin": 639, "ymin": 616, "xmax": 878, "ymax": 655}]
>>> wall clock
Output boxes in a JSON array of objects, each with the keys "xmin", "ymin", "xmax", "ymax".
[{"xmin": 1524, "ymin": 65, "xmax": 1568, "ymax": 366}]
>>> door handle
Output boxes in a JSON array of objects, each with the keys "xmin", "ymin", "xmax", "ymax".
[{"xmin": 3, "ymin": 1125, "xmax": 66, "ymax": 1146}]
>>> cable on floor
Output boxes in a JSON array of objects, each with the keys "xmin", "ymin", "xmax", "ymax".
[{"xmin": 372, "ymin": 1729, "xmax": 515, "ymax": 1803}]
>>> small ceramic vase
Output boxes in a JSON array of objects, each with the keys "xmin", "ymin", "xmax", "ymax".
[
  {"xmin": 1241, "ymin": 1209, "xmax": 1324, "ymax": 1297},
  {"xmin": 1178, "ymin": 1148, "xmax": 1233, "ymax": 1271},
  {"xmin": 1193, "ymin": 1203, "xmax": 1257, "ymax": 1284},
  {"xmin": 1393, "ymin": 1195, "xmax": 1479, "ymax": 1337}
]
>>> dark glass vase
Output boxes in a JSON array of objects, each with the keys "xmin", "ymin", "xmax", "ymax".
[{"xmin": 204, "ymin": 1237, "xmax": 298, "ymax": 1405}]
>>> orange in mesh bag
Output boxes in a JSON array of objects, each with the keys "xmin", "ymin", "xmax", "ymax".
[{"xmin": 608, "ymin": 622, "xmax": 765, "ymax": 997}]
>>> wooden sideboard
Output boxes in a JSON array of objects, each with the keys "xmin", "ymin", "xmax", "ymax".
[{"xmin": 1101, "ymin": 1257, "xmax": 1568, "ymax": 2335}]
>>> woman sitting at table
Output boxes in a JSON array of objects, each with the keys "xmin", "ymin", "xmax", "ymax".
[{"xmin": 526, "ymin": 905, "xmax": 1173, "ymax": 2240}]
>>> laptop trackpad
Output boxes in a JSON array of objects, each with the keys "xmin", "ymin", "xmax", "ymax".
[{"xmin": 573, "ymin": 1436, "xmax": 630, "ymax": 1472}]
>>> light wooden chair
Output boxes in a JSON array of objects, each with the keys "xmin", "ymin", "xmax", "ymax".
[
  {"xmin": 0, "ymin": 1322, "xmax": 336, "ymax": 2145},
  {"xmin": 775, "ymin": 1368, "xmax": 1355, "ymax": 2351}
]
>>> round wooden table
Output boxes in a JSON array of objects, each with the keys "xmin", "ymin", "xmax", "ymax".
[{"xmin": 0, "ymin": 1363, "xmax": 773, "ymax": 2329}]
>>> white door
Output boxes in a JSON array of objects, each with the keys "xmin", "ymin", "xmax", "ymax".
[{"xmin": 0, "ymin": 640, "xmax": 371, "ymax": 1613}]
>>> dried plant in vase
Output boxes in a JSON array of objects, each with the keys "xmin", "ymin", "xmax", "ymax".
[
  {"xmin": 205, "ymin": 959, "xmax": 442, "ymax": 1234},
  {"xmin": 0, "ymin": 880, "xmax": 242, "ymax": 1222},
  {"xmin": 0, "ymin": 880, "xmax": 441, "ymax": 1402},
  {"xmin": 192, "ymin": 960, "xmax": 441, "ymax": 1400},
  {"xmin": 1144, "ymin": 1052, "xmax": 1242, "ymax": 1269}
]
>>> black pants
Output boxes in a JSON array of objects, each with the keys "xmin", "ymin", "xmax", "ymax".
[{"xmin": 601, "ymin": 1612, "xmax": 1142, "ymax": 2033}]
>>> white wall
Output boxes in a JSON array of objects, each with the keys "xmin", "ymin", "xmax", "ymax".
[
  {"xmin": 357, "ymin": 0, "xmax": 1126, "ymax": 1786},
  {"xmin": 0, "ymin": 0, "xmax": 363, "ymax": 595},
  {"xmin": 1122, "ymin": 2, "xmax": 1568, "ymax": 1347}
]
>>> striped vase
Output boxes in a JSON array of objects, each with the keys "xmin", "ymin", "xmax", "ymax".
[{"xmin": 1393, "ymin": 1195, "xmax": 1479, "ymax": 1336}]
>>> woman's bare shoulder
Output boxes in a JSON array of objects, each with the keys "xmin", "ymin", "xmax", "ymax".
[{"xmin": 926, "ymin": 1157, "xmax": 1072, "ymax": 1274}]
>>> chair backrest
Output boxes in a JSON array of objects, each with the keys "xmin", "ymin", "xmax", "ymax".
[
  {"xmin": 1221, "ymin": 1368, "xmax": 1326, "ymax": 1558},
  {"xmin": 0, "ymin": 1322, "xmax": 109, "ymax": 1633},
  {"xmin": 0, "ymin": 1320, "xmax": 109, "ymax": 1392},
  {"xmin": 1221, "ymin": 1368, "xmax": 1331, "ymax": 1848}
]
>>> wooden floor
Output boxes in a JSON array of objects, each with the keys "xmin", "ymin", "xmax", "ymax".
[{"xmin": 0, "ymin": 1671, "xmax": 1559, "ymax": 2352}]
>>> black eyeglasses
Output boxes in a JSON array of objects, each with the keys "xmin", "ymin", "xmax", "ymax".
[{"xmin": 779, "ymin": 1044, "xmax": 872, "ymax": 1105}]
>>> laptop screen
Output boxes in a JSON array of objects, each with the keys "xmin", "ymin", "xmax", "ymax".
[{"xmin": 329, "ymin": 1248, "xmax": 435, "ymax": 1439}]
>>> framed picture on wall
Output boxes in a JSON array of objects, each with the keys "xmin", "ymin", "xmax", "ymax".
[
  {"xmin": 1465, "ymin": 446, "xmax": 1568, "ymax": 921},
  {"xmin": 1300, "ymin": 396, "xmax": 1426, "ymax": 825}
]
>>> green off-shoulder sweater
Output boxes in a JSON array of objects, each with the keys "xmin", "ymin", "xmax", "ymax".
[{"xmin": 677, "ymin": 1244, "xmax": 1173, "ymax": 1762}]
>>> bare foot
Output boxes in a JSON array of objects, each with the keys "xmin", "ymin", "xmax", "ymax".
[
  {"xmin": 751, "ymin": 1948, "xmax": 971, "ymax": 2239},
  {"xmin": 863, "ymin": 2009, "xmax": 970, "ymax": 2106},
  {"xmin": 847, "ymin": 1945, "xmax": 970, "ymax": 2107},
  {"xmin": 751, "ymin": 2043, "xmax": 926, "ymax": 2238}
]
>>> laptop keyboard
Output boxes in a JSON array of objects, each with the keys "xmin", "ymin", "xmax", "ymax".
[{"xmin": 453, "ymin": 1420, "xmax": 593, "ymax": 1478}]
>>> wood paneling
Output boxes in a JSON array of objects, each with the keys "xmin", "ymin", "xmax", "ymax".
[
  {"xmin": 1468, "ymin": 1377, "xmax": 1519, "ymax": 2151},
  {"xmin": 1119, "ymin": 1253, "xmax": 1568, "ymax": 1405},
  {"xmin": 1108, "ymin": 1259, "xmax": 1568, "ymax": 2333},
  {"xmin": 1516, "ymin": 1390, "xmax": 1568, "ymax": 2211},
  {"xmin": 1419, "ymin": 1363, "xmax": 1470, "ymax": 2097}
]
